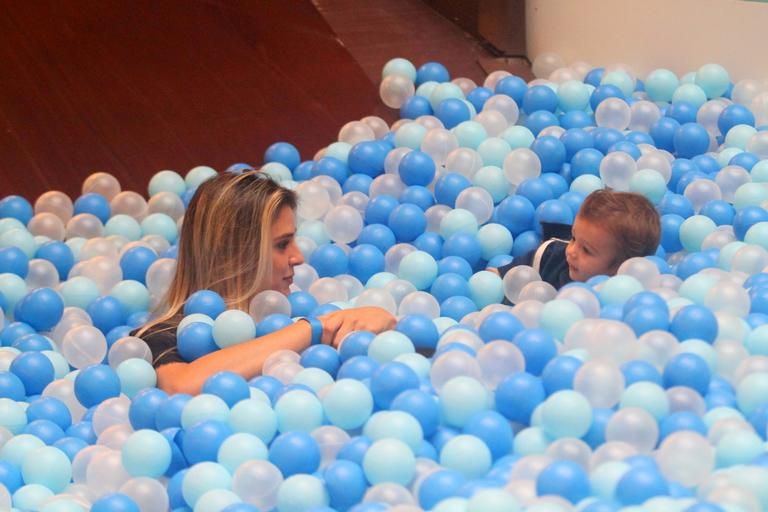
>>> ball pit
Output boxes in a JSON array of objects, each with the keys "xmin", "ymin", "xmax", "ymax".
[{"xmin": 2, "ymin": 55, "xmax": 768, "ymax": 512}]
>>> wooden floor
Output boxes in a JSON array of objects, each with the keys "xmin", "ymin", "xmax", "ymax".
[{"xmin": 0, "ymin": 0, "xmax": 529, "ymax": 202}]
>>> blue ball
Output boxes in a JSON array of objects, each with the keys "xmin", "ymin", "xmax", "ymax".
[
  {"xmin": 495, "ymin": 195, "xmax": 535, "ymax": 235},
  {"xmin": 178, "ymin": 322, "xmax": 218, "ymax": 362},
  {"xmin": 0, "ymin": 370, "xmax": 25, "ymax": 400},
  {"xmin": 265, "ymin": 142, "xmax": 301, "ymax": 171},
  {"xmin": 129, "ymin": 387, "xmax": 168, "ymax": 430},
  {"xmin": 87, "ymin": 295, "xmax": 127, "ymax": 334},
  {"xmin": 437, "ymin": 255, "xmax": 473, "ymax": 279},
  {"xmin": 691, "ymin": 154, "xmax": 721, "ymax": 174},
  {"xmin": 74, "ymin": 364, "xmax": 121, "ymax": 408},
  {"xmin": 53, "ymin": 436, "xmax": 88, "ymax": 461},
  {"xmin": 120, "ymin": 246, "xmax": 158, "ymax": 284},
  {"xmin": 512, "ymin": 230, "xmax": 542, "ymax": 258},
  {"xmin": 674, "ymin": 122, "xmax": 710, "ymax": 158},
  {"xmin": 26, "ymin": 396, "xmax": 72, "ymax": 430},
  {"xmin": 516, "ymin": 177, "xmax": 553, "ymax": 208},
  {"xmin": 560, "ymin": 111, "xmax": 595, "ymax": 130},
  {"xmin": 369, "ymin": 361, "xmax": 420, "ymax": 409},
  {"xmin": 670, "ymin": 305, "xmax": 718, "ymax": 343},
  {"xmin": 288, "ymin": 291, "xmax": 319, "ymax": 318},
  {"xmin": 660, "ymin": 214, "xmax": 685, "ymax": 253},
  {"xmin": 541, "ymin": 355, "xmax": 582, "ymax": 394},
  {"xmin": 388, "ymin": 203, "xmax": 427, "ymax": 242},
  {"xmin": 183, "ymin": 289, "xmax": 226, "ymax": 319},
  {"xmin": 440, "ymin": 296, "xmax": 478, "ymax": 321},
  {"xmin": 293, "ymin": 160, "xmax": 314, "ymax": 181},
  {"xmin": 621, "ymin": 360, "xmax": 663, "ymax": 386},
  {"xmin": 659, "ymin": 411, "xmax": 707, "ymax": 440},
  {"xmin": 479, "ymin": 311, "xmax": 524, "ymax": 342},
  {"xmin": 357, "ymin": 223, "xmax": 396, "ymax": 253},
  {"xmin": 434, "ymin": 172, "xmax": 471, "ymax": 207},
  {"xmin": 15, "ymin": 287, "xmax": 64, "ymax": 331},
  {"xmin": 35, "ymin": 241, "xmax": 74, "ymax": 280},
  {"xmin": 24, "ymin": 418, "xmax": 65, "ymax": 444},
  {"xmin": 248, "ymin": 375, "xmax": 283, "ymax": 405},
  {"xmin": 523, "ymin": 85, "xmax": 559, "ymax": 114},
  {"xmin": 300, "ymin": 344, "xmax": 341, "ymax": 378},
  {"xmin": 182, "ymin": 419, "xmax": 233, "ymax": 464},
  {"xmin": 312, "ymin": 156, "xmax": 349, "ymax": 184},
  {"xmin": 734, "ymin": 205, "xmax": 768, "ymax": 240},
  {"xmin": 12, "ymin": 333, "xmax": 53, "ymax": 352},
  {"xmin": 416, "ymin": 61, "xmax": 450, "ymax": 85},
  {"xmin": 534, "ymin": 199, "xmax": 574, "ymax": 232},
  {"xmin": 593, "ymin": 127, "xmax": 625, "ymax": 154},
  {"xmin": 391, "ymin": 389, "xmax": 440, "ymax": 438},
  {"xmin": 399, "ymin": 150, "xmax": 436, "ymax": 187},
  {"xmin": 400, "ymin": 186, "xmax": 435, "ymax": 211},
  {"xmin": 663, "ymin": 352, "xmax": 711, "ymax": 395},
  {"xmin": 66, "ymin": 421, "xmax": 97, "ymax": 444},
  {"xmin": 729, "ymin": 151, "xmax": 759, "ymax": 170},
  {"xmin": 348, "ymin": 244, "xmax": 385, "ymax": 284},
  {"xmin": 268, "ymin": 430, "xmax": 321, "ymax": 476},
  {"xmin": 430, "ymin": 273, "xmax": 470, "ymax": 303},
  {"xmin": 9, "ymin": 351, "xmax": 54, "ymax": 396},
  {"xmin": 202, "ymin": 371, "xmax": 250, "ymax": 408},
  {"xmin": 345, "ymin": 142, "xmax": 388, "ymax": 178},
  {"xmin": 418, "ymin": 469, "xmax": 466, "ymax": 509},
  {"xmin": 364, "ymin": 195, "xmax": 399, "ymax": 225},
  {"xmin": 718, "ymin": 104, "xmax": 755, "ymax": 134},
  {"xmin": 0, "ymin": 246, "xmax": 29, "ymax": 278},
  {"xmin": 74, "ymin": 193, "xmax": 111, "ymax": 224},
  {"xmin": 256, "ymin": 313, "xmax": 293, "ymax": 337},
  {"xmin": 584, "ymin": 67, "xmax": 605, "ymax": 87},
  {"xmin": 590, "ymin": 84, "xmax": 624, "ymax": 111},
  {"xmin": 339, "ymin": 331, "xmax": 376, "ymax": 362},
  {"xmin": 463, "ymin": 410, "xmax": 513, "ymax": 461},
  {"xmin": 512, "ymin": 328, "xmax": 557, "ymax": 376},
  {"xmin": 435, "ymin": 98, "xmax": 472, "ymax": 129},
  {"xmin": 536, "ymin": 460, "xmax": 590, "ymax": 504},
  {"xmin": 608, "ymin": 140, "xmax": 641, "ymax": 160},
  {"xmin": 531, "ymin": 135, "xmax": 566, "ymax": 173},
  {"xmin": 310, "ymin": 243, "xmax": 349, "ymax": 277},
  {"xmin": 0, "ymin": 195, "xmax": 33, "ymax": 224},
  {"xmin": 343, "ymin": 173, "xmax": 374, "ymax": 195},
  {"xmin": 495, "ymin": 372, "xmax": 545, "ymax": 424},
  {"xmin": 650, "ymin": 117, "xmax": 681, "ymax": 152},
  {"xmin": 396, "ymin": 314, "xmax": 439, "ymax": 350},
  {"xmin": 615, "ymin": 468, "xmax": 669, "ymax": 505},
  {"xmin": 583, "ymin": 408, "xmax": 614, "ymax": 449},
  {"xmin": 338, "ymin": 435, "xmax": 373, "ymax": 466},
  {"xmin": 525, "ymin": 110, "xmax": 560, "ymax": 136},
  {"xmin": 337, "ymin": 355, "xmax": 380, "ymax": 381},
  {"xmin": 561, "ymin": 128, "xmax": 595, "ymax": 161},
  {"xmin": 624, "ymin": 305, "xmax": 670, "ymax": 336},
  {"xmin": 91, "ymin": 493, "xmax": 141, "ymax": 512},
  {"xmin": 700, "ymin": 199, "xmax": 735, "ymax": 226},
  {"xmin": 413, "ymin": 232, "xmax": 443, "ymax": 259},
  {"xmin": 467, "ymin": 86, "xmax": 494, "ymax": 112},
  {"xmin": 495, "ymin": 75, "xmax": 528, "ymax": 105},
  {"xmin": 323, "ymin": 460, "xmax": 367, "ymax": 511},
  {"xmin": 400, "ymin": 95, "xmax": 434, "ymax": 120},
  {"xmin": 442, "ymin": 233, "xmax": 482, "ymax": 270},
  {"xmin": 666, "ymin": 101, "xmax": 698, "ymax": 124}
]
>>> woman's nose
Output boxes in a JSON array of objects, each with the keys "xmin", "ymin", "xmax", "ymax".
[{"xmin": 290, "ymin": 244, "xmax": 305, "ymax": 266}]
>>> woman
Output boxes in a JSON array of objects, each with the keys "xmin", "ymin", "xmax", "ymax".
[{"xmin": 137, "ymin": 171, "xmax": 395, "ymax": 394}]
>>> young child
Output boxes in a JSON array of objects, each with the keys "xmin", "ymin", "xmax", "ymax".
[
  {"xmin": 136, "ymin": 171, "xmax": 395, "ymax": 394},
  {"xmin": 496, "ymin": 189, "xmax": 661, "ymax": 291}
]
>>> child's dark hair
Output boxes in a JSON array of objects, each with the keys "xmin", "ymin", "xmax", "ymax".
[{"xmin": 578, "ymin": 189, "xmax": 661, "ymax": 264}]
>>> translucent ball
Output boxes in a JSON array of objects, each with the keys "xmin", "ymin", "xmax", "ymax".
[
  {"xmin": 66, "ymin": 213, "xmax": 104, "ymax": 239},
  {"xmin": 27, "ymin": 258, "xmax": 60, "ymax": 289},
  {"xmin": 604, "ymin": 406, "xmax": 658, "ymax": 452},
  {"xmin": 232, "ymin": 460, "xmax": 282, "ymax": 510},
  {"xmin": 296, "ymin": 181, "xmax": 331, "ymax": 221},
  {"xmin": 398, "ymin": 291, "xmax": 440, "ymax": 318},
  {"xmin": 309, "ymin": 277, "xmax": 348, "ymax": 304},
  {"xmin": 421, "ymin": 128, "xmax": 459, "ymax": 168},
  {"xmin": 147, "ymin": 191, "xmax": 185, "ymax": 222},
  {"xmin": 381, "ymin": 74, "xmax": 416, "ymax": 109},
  {"xmin": 430, "ymin": 350, "xmax": 482, "ymax": 392},
  {"xmin": 61, "ymin": 325, "xmax": 108, "ymax": 369},
  {"xmin": 476, "ymin": 340, "xmax": 525, "ymax": 390},
  {"xmin": 324, "ymin": 205, "xmax": 363, "ymax": 245},
  {"xmin": 629, "ymin": 101, "xmax": 662, "ymax": 132},
  {"xmin": 108, "ymin": 336, "xmax": 152, "ymax": 368},
  {"xmin": 444, "ymin": 148, "xmax": 483, "ymax": 180},
  {"xmin": 503, "ymin": 148, "xmax": 541, "ymax": 188},
  {"xmin": 110, "ymin": 191, "xmax": 149, "ymax": 221},
  {"xmin": 684, "ymin": 179, "xmax": 722, "ymax": 213},
  {"xmin": 532, "ymin": 53, "xmax": 566, "ymax": 79},
  {"xmin": 595, "ymin": 98, "xmax": 631, "ymax": 130},
  {"xmin": 249, "ymin": 290, "xmax": 291, "ymax": 323},
  {"xmin": 573, "ymin": 360, "xmax": 626, "ymax": 408},
  {"xmin": 502, "ymin": 265, "xmax": 542, "ymax": 304},
  {"xmin": 339, "ymin": 121, "xmax": 376, "ymax": 145},
  {"xmin": 35, "ymin": 191, "xmax": 74, "ymax": 223},
  {"xmin": 82, "ymin": 172, "xmax": 121, "ymax": 201},
  {"xmin": 455, "ymin": 187, "xmax": 494, "ymax": 224},
  {"xmin": 599, "ymin": 151, "xmax": 636, "ymax": 191},
  {"xmin": 28, "ymin": 213, "xmax": 66, "ymax": 241}
]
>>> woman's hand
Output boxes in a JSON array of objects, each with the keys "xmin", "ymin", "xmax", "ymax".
[{"xmin": 318, "ymin": 306, "xmax": 397, "ymax": 348}]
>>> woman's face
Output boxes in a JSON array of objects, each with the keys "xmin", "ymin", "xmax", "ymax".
[{"xmin": 270, "ymin": 206, "xmax": 304, "ymax": 295}]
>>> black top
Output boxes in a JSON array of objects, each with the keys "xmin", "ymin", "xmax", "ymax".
[
  {"xmin": 497, "ymin": 222, "xmax": 574, "ymax": 304},
  {"xmin": 133, "ymin": 322, "xmax": 184, "ymax": 368}
]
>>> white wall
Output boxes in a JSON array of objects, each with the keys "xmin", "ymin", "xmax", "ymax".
[{"xmin": 526, "ymin": 0, "xmax": 768, "ymax": 82}]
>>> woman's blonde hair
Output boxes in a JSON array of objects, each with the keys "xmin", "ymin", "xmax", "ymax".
[{"xmin": 138, "ymin": 171, "xmax": 297, "ymax": 334}]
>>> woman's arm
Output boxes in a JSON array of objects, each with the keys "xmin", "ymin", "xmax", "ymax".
[{"xmin": 155, "ymin": 306, "xmax": 396, "ymax": 395}]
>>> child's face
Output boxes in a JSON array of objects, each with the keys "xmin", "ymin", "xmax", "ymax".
[
  {"xmin": 565, "ymin": 215, "xmax": 621, "ymax": 282},
  {"xmin": 270, "ymin": 206, "xmax": 305, "ymax": 295}
]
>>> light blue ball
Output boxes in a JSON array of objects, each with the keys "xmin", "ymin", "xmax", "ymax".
[
  {"xmin": 512, "ymin": 426, "xmax": 552, "ymax": 455},
  {"xmin": 12, "ymin": 484, "xmax": 54, "ymax": 511},
  {"xmin": 291, "ymin": 367, "xmax": 334, "ymax": 393},
  {"xmin": 40, "ymin": 499, "xmax": 87, "ymax": 512},
  {"xmin": 439, "ymin": 434, "xmax": 492, "ymax": 480},
  {"xmin": 0, "ymin": 399, "xmax": 29, "ymax": 436},
  {"xmin": 440, "ymin": 208, "xmax": 479, "ymax": 238},
  {"xmin": 541, "ymin": 390, "xmax": 593, "ymax": 439},
  {"xmin": 0, "ymin": 273, "xmax": 28, "ymax": 314},
  {"xmin": 274, "ymin": 389, "xmax": 323, "ymax": 433},
  {"xmin": 601, "ymin": 70, "xmax": 635, "ymax": 97},
  {"xmin": 367, "ymin": 330, "xmax": 415, "ymax": 364},
  {"xmin": 590, "ymin": 460, "xmax": 631, "ymax": 502},
  {"xmin": 394, "ymin": 122, "xmax": 428, "ymax": 149},
  {"xmin": 116, "ymin": 358, "xmax": 157, "ymax": 398},
  {"xmin": 228, "ymin": 398, "xmax": 277, "ymax": 444},
  {"xmin": 644, "ymin": 69, "xmax": 679, "ymax": 103},
  {"xmin": 415, "ymin": 81, "xmax": 439, "ymax": 100},
  {"xmin": 466, "ymin": 488, "xmax": 521, "ymax": 512},
  {"xmin": 672, "ymin": 83, "xmax": 708, "ymax": 109},
  {"xmin": 679, "ymin": 215, "xmax": 717, "ymax": 252},
  {"xmin": 398, "ymin": 250, "xmax": 438, "ymax": 290},
  {"xmin": 734, "ymin": 183, "xmax": 768, "ymax": 209},
  {"xmin": 58, "ymin": 276, "xmax": 100, "ymax": 309},
  {"xmin": 715, "ymin": 430, "xmax": 764, "ymax": 468},
  {"xmin": 440, "ymin": 376, "xmax": 489, "ymax": 428},
  {"xmin": 185, "ymin": 166, "xmax": 218, "ymax": 189},
  {"xmin": 213, "ymin": 310, "xmax": 256, "ymax": 348},
  {"xmin": 104, "ymin": 214, "xmax": 142, "ymax": 241},
  {"xmin": 570, "ymin": 175, "xmax": 604, "ymax": 196},
  {"xmin": 724, "ymin": 125, "xmax": 757, "ymax": 149},
  {"xmin": 140, "ymin": 213, "xmax": 178, "ymax": 244},
  {"xmin": 295, "ymin": 219, "xmax": 330, "ymax": 246},
  {"xmin": 629, "ymin": 169, "xmax": 667, "ymax": 205},
  {"xmin": 473, "ymin": 166, "xmax": 510, "ymax": 203},
  {"xmin": 557, "ymin": 80, "xmax": 591, "ymax": 112},
  {"xmin": 362, "ymin": 438, "xmax": 416, "ymax": 485},
  {"xmin": 181, "ymin": 394, "xmax": 230, "ymax": 429},
  {"xmin": 363, "ymin": 410, "xmax": 423, "ymax": 452},
  {"xmin": 178, "ymin": 313, "xmax": 215, "ymax": 332},
  {"xmin": 0, "ymin": 217, "xmax": 26, "ymax": 236},
  {"xmin": 453, "ymin": 121, "xmax": 488, "ymax": 149},
  {"xmin": 620, "ymin": 382, "xmax": 670, "ymax": 421},
  {"xmin": 745, "ymin": 325, "xmax": 768, "ymax": 355},
  {"xmin": 429, "ymin": 82, "xmax": 465, "ymax": 111},
  {"xmin": 477, "ymin": 138, "xmax": 512, "ymax": 168},
  {"xmin": 476, "ymin": 223, "xmax": 513, "ymax": 262},
  {"xmin": 148, "ymin": 170, "xmax": 186, "ymax": 197},
  {"xmin": 539, "ymin": 299, "xmax": 584, "ymax": 341},
  {"xmin": 0, "ymin": 228, "xmax": 37, "ymax": 259},
  {"xmin": 383, "ymin": 58, "xmax": 417, "ymax": 81},
  {"xmin": 736, "ymin": 371, "xmax": 768, "ymax": 416},
  {"xmin": 500, "ymin": 126, "xmax": 535, "ymax": 149},
  {"xmin": 468, "ymin": 271, "xmax": 504, "ymax": 309},
  {"xmin": 121, "ymin": 429, "xmax": 172, "ymax": 478},
  {"xmin": 365, "ymin": 271, "xmax": 398, "ymax": 289},
  {"xmin": 194, "ymin": 489, "xmax": 242, "ymax": 512},
  {"xmin": 20, "ymin": 446, "xmax": 71, "ymax": 493},
  {"xmin": 110, "ymin": 280, "xmax": 150, "ymax": 314},
  {"xmin": 322, "ymin": 378, "xmax": 374, "ymax": 430},
  {"xmin": 598, "ymin": 275, "xmax": 645, "ymax": 306},
  {"xmin": 695, "ymin": 63, "xmax": 730, "ymax": 99},
  {"xmin": 181, "ymin": 461, "xmax": 232, "ymax": 508},
  {"xmin": 217, "ymin": 432, "xmax": 268, "ymax": 473},
  {"xmin": 43, "ymin": 350, "xmax": 70, "ymax": 379},
  {"xmin": 276, "ymin": 474, "xmax": 329, "ymax": 512},
  {"xmin": 261, "ymin": 162, "xmax": 294, "ymax": 182}
]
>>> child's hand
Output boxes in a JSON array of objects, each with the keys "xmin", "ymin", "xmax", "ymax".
[{"xmin": 318, "ymin": 306, "xmax": 396, "ymax": 348}]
